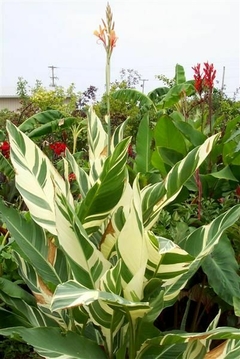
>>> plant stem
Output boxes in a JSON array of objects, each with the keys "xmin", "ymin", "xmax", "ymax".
[
  {"xmin": 106, "ymin": 54, "xmax": 111, "ymax": 156},
  {"xmin": 190, "ymin": 275, "xmax": 207, "ymax": 332},
  {"xmin": 126, "ymin": 310, "xmax": 136, "ymax": 359}
]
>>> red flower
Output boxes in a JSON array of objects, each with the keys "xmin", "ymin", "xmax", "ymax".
[
  {"xmin": 203, "ymin": 62, "xmax": 216, "ymax": 90},
  {"xmin": 192, "ymin": 63, "xmax": 203, "ymax": 94},
  {"xmin": 68, "ymin": 173, "xmax": 76, "ymax": 182},
  {"xmin": 192, "ymin": 62, "xmax": 216, "ymax": 94},
  {"xmin": 0, "ymin": 141, "xmax": 10, "ymax": 159},
  {"xmin": 236, "ymin": 185, "xmax": 240, "ymax": 197},
  {"xmin": 49, "ymin": 142, "xmax": 67, "ymax": 156}
]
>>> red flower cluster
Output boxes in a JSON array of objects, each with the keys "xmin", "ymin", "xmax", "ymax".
[
  {"xmin": 192, "ymin": 62, "xmax": 216, "ymax": 94},
  {"xmin": 49, "ymin": 142, "xmax": 67, "ymax": 156},
  {"xmin": 68, "ymin": 173, "xmax": 76, "ymax": 182},
  {"xmin": 0, "ymin": 141, "xmax": 10, "ymax": 159}
]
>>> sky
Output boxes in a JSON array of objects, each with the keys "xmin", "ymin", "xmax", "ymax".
[{"xmin": 0, "ymin": 0, "xmax": 240, "ymax": 100}]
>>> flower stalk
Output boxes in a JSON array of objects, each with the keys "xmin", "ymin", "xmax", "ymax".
[{"xmin": 94, "ymin": 2, "xmax": 118, "ymax": 156}]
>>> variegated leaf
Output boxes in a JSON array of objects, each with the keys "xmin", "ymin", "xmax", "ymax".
[
  {"xmin": 78, "ymin": 137, "xmax": 130, "ymax": 231},
  {"xmin": 6, "ymin": 121, "xmax": 70, "ymax": 235},
  {"xmin": 163, "ymin": 205, "xmax": 240, "ymax": 306},
  {"xmin": 117, "ymin": 177, "xmax": 148, "ymax": 300},
  {"xmin": 55, "ymin": 191, "xmax": 110, "ymax": 288},
  {"xmin": 142, "ymin": 134, "xmax": 219, "ymax": 229}
]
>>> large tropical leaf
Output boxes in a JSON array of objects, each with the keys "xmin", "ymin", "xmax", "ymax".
[
  {"xmin": 0, "ymin": 200, "xmax": 65, "ymax": 288},
  {"xmin": 142, "ymin": 134, "xmax": 218, "ymax": 229},
  {"xmin": 18, "ymin": 110, "xmax": 64, "ymax": 132},
  {"xmin": 112, "ymin": 89, "xmax": 156, "ymax": 110},
  {"xmin": 54, "ymin": 190, "xmax": 110, "ymax": 288},
  {"xmin": 6, "ymin": 121, "xmax": 71, "ymax": 235},
  {"xmin": 202, "ymin": 235, "xmax": 240, "ymax": 306},
  {"xmin": 136, "ymin": 327, "xmax": 240, "ymax": 359},
  {"xmin": 174, "ymin": 64, "xmax": 186, "ymax": 85},
  {"xmin": 78, "ymin": 137, "xmax": 130, "ymax": 230},
  {"xmin": 157, "ymin": 82, "xmax": 195, "ymax": 109},
  {"xmin": 0, "ymin": 327, "xmax": 108, "ymax": 359},
  {"xmin": 163, "ymin": 205, "xmax": 240, "ymax": 306},
  {"xmin": 134, "ymin": 114, "xmax": 153, "ymax": 173}
]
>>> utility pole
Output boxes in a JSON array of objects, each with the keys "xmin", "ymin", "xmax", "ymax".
[
  {"xmin": 221, "ymin": 66, "xmax": 225, "ymax": 93},
  {"xmin": 48, "ymin": 65, "xmax": 58, "ymax": 87},
  {"xmin": 140, "ymin": 78, "xmax": 148, "ymax": 93}
]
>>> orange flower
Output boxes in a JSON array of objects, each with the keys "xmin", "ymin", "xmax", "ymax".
[
  {"xmin": 93, "ymin": 25, "xmax": 107, "ymax": 46},
  {"xmin": 109, "ymin": 30, "xmax": 118, "ymax": 49}
]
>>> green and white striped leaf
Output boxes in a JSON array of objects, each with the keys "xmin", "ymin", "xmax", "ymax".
[
  {"xmin": 0, "ymin": 200, "xmax": 66, "ymax": 288},
  {"xmin": 78, "ymin": 137, "xmax": 130, "ymax": 230},
  {"xmin": 142, "ymin": 134, "xmax": 218, "ymax": 229},
  {"xmin": 52, "ymin": 280, "xmax": 150, "ymax": 312},
  {"xmin": 136, "ymin": 327, "xmax": 240, "ymax": 359},
  {"xmin": 6, "ymin": 121, "xmax": 70, "ymax": 235},
  {"xmin": 55, "ymin": 191, "xmax": 110, "ymax": 288},
  {"xmin": 117, "ymin": 177, "xmax": 148, "ymax": 300},
  {"xmin": 87, "ymin": 107, "xmax": 107, "ymax": 182},
  {"xmin": 163, "ymin": 205, "xmax": 240, "ymax": 306}
]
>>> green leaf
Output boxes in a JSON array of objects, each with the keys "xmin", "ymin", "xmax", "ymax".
[
  {"xmin": 148, "ymin": 87, "xmax": 169, "ymax": 103},
  {"xmin": 174, "ymin": 64, "xmax": 186, "ymax": 85},
  {"xmin": 0, "ymin": 153, "xmax": 15, "ymax": 179},
  {"xmin": 154, "ymin": 115, "xmax": 187, "ymax": 156},
  {"xmin": 170, "ymin": 111, "xmax": 207, "ymax": 147},
  {"xmin": 0, "ymin": 277, "xmax": 35, "ymax": 305},
  {"xmin": 134, "ymin": 114, "xmax": 153, "ymax": 173},
  {"xmin": 210, "ymin": 165, "xmax": 238, "ymax": 182},
  {"xmin": 202, "ymin": 235, "xmax": 240, "ymax": 305},
  {"xmin": 28, "ymin": 117, "xmax": 76, "ymax": 138},
  {"xmin": 18, "ymin": 110, "xmax": 64, "ymax": 132},
  {"xmin": 158, "ymin": 83, "xmax": 195, "ymax": 109},
  {"xmin": 112, "ymin": 89, "xmax": 156, "ymax": 110},
  {"xmin": 0, "ymin": 327, "xmax": 108, "ymax": 359}
]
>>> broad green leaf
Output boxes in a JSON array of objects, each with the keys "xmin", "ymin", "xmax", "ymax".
[
  {"xmin": 0, "ymin": 277, "xmax": 35, "ymax": 305},
  {"xmin": 174, "ymin": 64, "xmax": 186, "ymax": 85},
  {"xmin": 6, "ymin": 121, "xmax": 71, "ymax": 235},
  {"xmin": 210, "ymin": 165, "xmax": 238, "ymax": 181},
  {"xmin": 202, "ymin": 235, "xmax": 240, "ymax": 305},
  {"xmin": 148, "ymin": 87, "xmax": 169, "ymax": 103},
  {"xmin": 28, "ymin": 117, "xmax": 76, "ymax": 138},
  {"xmin": 18, "ymin": 110, "xmax": 64, "ymax": 132},
  {"xmin": 154, "ymin": 114, "xmax": 187, "ymax": 156},
  {"xmin": 158, "ymin": 83, "xmax": 195, "ymax": 109},
  {"xmin": 0, "ymin": 327, "xmax": 108, "ymax": 359},
  {"xmin": 112, "ymin": 89, "xmax": 156, "ymax": 110},
  {"xmin": 0, "ymin": 152, "xmax": 15, "ymax": 179},
  {"xmin": 0, "ymin": 308, "xmax": 32, "ymax": 329},
  {"xmin": 78, "ymin": 138, "xmax": 130, "ymax": 230},
  {"xmin": 170, "ymin": 111, "xmax": 206, "ymax": 147},
  {"xmin": 134, "ymin": 114, "xmax": 153, "ymax": 173}
]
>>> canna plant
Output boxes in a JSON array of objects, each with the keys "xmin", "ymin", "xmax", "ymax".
[{"xmin": 0, "ymin": 107, "xmax": 240, "ymax": 358}]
